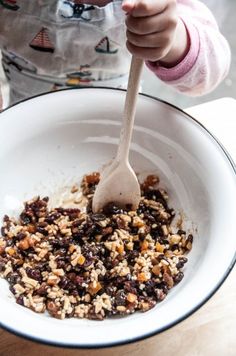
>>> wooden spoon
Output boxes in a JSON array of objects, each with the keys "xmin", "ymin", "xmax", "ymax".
[{"xmin": 92, "ymin": 56, "xmax": 143, "ymax": 213}]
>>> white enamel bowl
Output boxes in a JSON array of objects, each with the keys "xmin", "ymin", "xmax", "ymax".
[{"xmin": 0, "ymin": 88, "xmax": 235, "ymax": 348}]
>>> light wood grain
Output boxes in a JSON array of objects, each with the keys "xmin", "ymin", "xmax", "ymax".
[{"xmin": 1, "ymin": 98, "xmax": 236, "ymax": 356}]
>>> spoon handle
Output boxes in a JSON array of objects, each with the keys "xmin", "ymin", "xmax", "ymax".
[{"xmin": 117, "ymin": 56, "xmax": 143, "ymax": 162}]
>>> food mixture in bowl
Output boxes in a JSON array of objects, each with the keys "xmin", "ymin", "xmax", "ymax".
[{"xmin": 0, "ymin": 174, "xmax": 193, "ymax": 320}]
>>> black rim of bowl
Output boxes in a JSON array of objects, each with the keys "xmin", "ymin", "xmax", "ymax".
[{"xmin": 0, "ymin": 87, "xmax": 236, "ymax": 349}]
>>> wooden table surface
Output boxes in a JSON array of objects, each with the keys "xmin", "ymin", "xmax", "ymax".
[{"xmin": 1, "ymin": 98, "xmax": 236, "ymax": 356}]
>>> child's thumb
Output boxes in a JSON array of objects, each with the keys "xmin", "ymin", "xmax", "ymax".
[{"xmin": 122, "ymin": 0, "xmax": 135, "ymax": 13}]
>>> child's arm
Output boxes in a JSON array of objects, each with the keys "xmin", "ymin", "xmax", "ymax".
[{"xmin": 122, "ymin": 0, "xmax": 231, "ymax": 96}]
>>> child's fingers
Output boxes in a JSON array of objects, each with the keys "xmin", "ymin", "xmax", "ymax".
[
  {"xmin": 122, "ymin": 0, "xmax": 168, "ymax": 17},
  {"xmin": 126, "ymin": 40, "xmax": 168, "ymax": 61},
  {"xmin": 124, "ymin": 0, "xmax": 180, "ymax": 62},
  {"xmin": 125, "ymin": 8, "xmax": 176, "ymax": 35},
  {"xmin": 126, "ymin": 29, "xmax": 173, "ymax": 48}
]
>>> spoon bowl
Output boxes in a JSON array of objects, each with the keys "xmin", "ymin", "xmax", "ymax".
[
  {"xmin": 92, "ymin": 161, "xmax": 140, "ymax": 212},
  {"xmin": 92, "ymin": 57, "xmax": 143, "ymax": 212}
]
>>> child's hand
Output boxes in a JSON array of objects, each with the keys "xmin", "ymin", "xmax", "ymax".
[{"xmin": 122, "ymin": 0, "xmax": 189, "ymax": 64}]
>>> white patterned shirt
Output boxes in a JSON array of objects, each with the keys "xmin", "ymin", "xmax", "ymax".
[{"xmin": 0, "ymin": 0, "xmax": 130, "ymax": 105}]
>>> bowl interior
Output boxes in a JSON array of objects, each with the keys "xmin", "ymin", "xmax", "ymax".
[{"xmin": 0, "ymin": 88, "xmax": 235, "ymax": 347}]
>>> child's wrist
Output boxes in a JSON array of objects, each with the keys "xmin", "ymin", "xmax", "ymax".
[{"xmin": 159, "ymin": 18, "xmax": 190, "ymax": 68}]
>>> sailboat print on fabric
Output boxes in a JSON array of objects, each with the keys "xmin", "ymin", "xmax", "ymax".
[
  {"xmin": 95, "ymin": 37, "xmax": 118, "ymax": 55},
  {"xmin": 29, "ymin": 28, "xmax": 55, "ymax": 53},
  {"xmin": 0, "ymin": 0, "xmax": 19, "ymax": 11}
]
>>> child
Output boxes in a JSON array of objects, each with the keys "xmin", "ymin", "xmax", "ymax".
[{"xmin": 0, "ymin": 0, "xmax": 231, "ymax": 108}]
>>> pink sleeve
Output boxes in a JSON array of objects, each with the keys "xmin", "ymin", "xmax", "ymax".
[{"xmin": 146, "ymin": 0, "xmax": 231, "ymax": 96}]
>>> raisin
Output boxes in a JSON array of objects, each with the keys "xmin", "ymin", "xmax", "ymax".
[
  {"xmin": 102, "ymin": 203, "xmax": 122, "ymax": 215},
  {"xmin": 20, "ymin": 212, "xmax": 32, "ymax": 225},
  {"xmin": 124, "ymin": 281, "xmax": 137, "ymax": 295},
  {"xmin": 26, "ymin": 267, "xmax": 42, "ymax": 282},
  {"xmin": 16, "ymin": 296, "xmax": 24, "ymax": 306},
  {"xmin": 174, "ymin": 272, "xmax": 184, "ymax": 284},
  {"xmin": 115, "ymin": 289, "xmax": 127, "ymax": 306},
  {"xmin": 7, "ymin": 273, "xmax": 20, "ymax": 285},
  {"xmin": 36, "ymin": 283, "xmax": 48, "ymax": 296},
  {"xmin": 144, "ymin": 280, "xmax": 156, "ymax": 296},
  {"xmin": 74, "ymin": 276, "xmax": 84, "ymax": 286}
]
